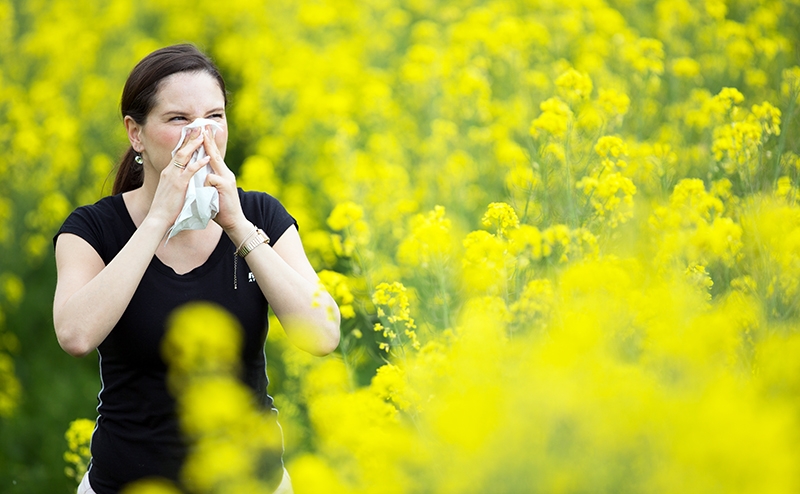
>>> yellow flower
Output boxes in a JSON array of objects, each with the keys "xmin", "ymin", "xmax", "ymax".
[
  {"xmin": 670, "ymin": 179, "xmax": 725, "ymax": 223},
  {"xmin": 0, "ymin": 352, "xmax": 20, "ymax": 417},
  {"xmin": 181, "ymin": 436, "xmax": 254, "ymax": 493},
  {"xmin": 597, "ymin": 88, "xmax": 630, "ymax": 117},
  {"xmin": 685, "ymin": 264, "xmax": 714, "ymax": 300},
  {"xmin": 481, "ymin": 202, "xmax": 520, "ymax": 238},
  {"xmin": 776, "ymin": 177, "xmax": 793, "ymax": 198},
  {"xmin": 650, "ymin": 178, "xmax": 743, "ymax": 267},
  {"xmin": 575, "ymin": 136, "xmax": 636, "ymax": 227},
  {"xmin": 63, "ymin": 418, "xmax": 95, "ymax": 483},
  {"xmin": 555, "ymin": 68, "xmax": 593, "ymax": 103},
  {"xmin": 238, "ymin": 155, "xmax": 281, "ymax": 197},
  {"xmin": 577, "ymin": 171, "xmax": 637, "ymax": 228},
  {"xmin": 1, "ymin": 274, "xmax": 24, "ymax": 306},
  {"xmin": 745, "ymin": 68, "xmax": 768, "ymax": 88},
  {"xmin": 542, "ymin": 225, "xmax": 599, "ymax": 263},
  {"xmin": 530, "ymin": 97, "xmax": 572, "ymax": 139},
  {"xmin": 317, "ymin": 270, "xmax": 356, "ymax": 320},
  {"xmin": 327, "ymin": 201, "xmax": 364, "ymax": 231},
  {"xmin": 781, "ymin": 66, "xmax": 800, "ymax": 103},
  {"xmin": 327, "ymin": 202, "xmax": 370, "ymax": 256},
  {"xmin": 709, "ymin": 87, "xmax": 745, "ymax": 117},
  {"xmin": 671, "ymin": 57, "xmax": 701, "ymax": 79},
  {"xmin": 371, "ymin": 363, "xmax": 418, "ymax": 412},
  {"xmin": 461, "ymin": 230, "xmax": 512, "ymax": 294},
  {"xmin": 504, "ymin": 163, "xmax": 539, "ymax": 197},
  {"xmin": 119, "ymin": 478, "xmax": 183, "ymax": 494},
  {"xmin": 372, "ymin": 282, "xmax": 419, "ymax": 351},
  {"xmin": 780, "ymin": 152, "xmax": 800, "ymax": 175},
  {"xmin": 623, "ymin": 37, "xmax": 664, "ymax": 75},
  {"xmin": 397, "ymin": 206, "xmax": 454, "ymax": 269},
  {"xmin": 751, "ymin": 101, "xmax": 781, "ymax": 137},
  {"xmin": 510, "ymin": 279, "xmax": 554, "ymax": 327},
  {"xmin": 177, "ymin": 376, "xmax": 255, "ymax": 438},
  {"xmin": 162, "ymin": 303, "xmax": 242, "ymax": 381},
  {"xmin": 594, "ymin": 136, "xmax": 628, "ymax": 160},
  {"xmin": 508, "ymin": 225, "xmax": 544, "ymax": 262},
  {"xmin": 705, "ymin": 0, "xmax": 727, "ymax": 19}
]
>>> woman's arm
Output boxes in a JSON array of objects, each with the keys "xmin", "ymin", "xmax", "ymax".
[
  {"xmin": 53, "ymin": 217, "xmax": 171, "ymax": 357},
  {"xmin": 231, "ymin": 223, "xmax": 341, "ymax": 356},
  {"xmin": 53, "ymin": 128, "xmax": 209, "ymax": 357},
  {"xmin": 200, "ymin": 128, "xmax": 341, "ymax": 356}
]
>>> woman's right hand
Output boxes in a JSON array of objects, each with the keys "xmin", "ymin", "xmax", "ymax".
[{"xmin": 146, "ymin": 128, "xmax": 210, "ymax": 227}]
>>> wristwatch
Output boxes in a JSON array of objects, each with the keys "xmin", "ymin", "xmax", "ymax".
[{"xmin": 237, "ymin": 228, "xmax": 270, "ymax": 257}]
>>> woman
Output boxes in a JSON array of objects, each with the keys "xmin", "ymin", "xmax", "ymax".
[{"xmin": 53, "ymin": 44, "xmax": 340, "ymax": 493}]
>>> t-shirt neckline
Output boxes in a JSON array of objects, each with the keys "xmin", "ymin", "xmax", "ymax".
[{"xmin": 110, "ymin": 194, "xmax": 231, "ymax": 279}]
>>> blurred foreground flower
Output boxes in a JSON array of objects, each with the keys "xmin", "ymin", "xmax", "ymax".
[{"xmin": 64, "ymin": 418, "xmax": 94, "ymax": 484}]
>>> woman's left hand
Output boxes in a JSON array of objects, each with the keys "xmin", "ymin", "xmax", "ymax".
[{"xmin": 201, "ymin": 126, "xmax": 247, "ymax": 233}]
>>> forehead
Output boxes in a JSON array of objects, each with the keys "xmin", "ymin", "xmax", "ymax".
[{"xmin": 152, "ymin": 71, "xmax": 225, "ymax": 112}]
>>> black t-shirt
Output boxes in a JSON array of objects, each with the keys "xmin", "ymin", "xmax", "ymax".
[{"xmin": 54, "ymin": 189, "xmax": 296, "ymax": 493}]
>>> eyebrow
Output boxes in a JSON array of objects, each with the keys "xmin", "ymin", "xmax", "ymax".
[{"xmin": 162, "ymin": 107, "xmax": 226, "ymax": 116}]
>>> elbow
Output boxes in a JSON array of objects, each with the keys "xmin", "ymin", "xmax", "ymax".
[
  {"xmin": 60, "ymin": 341, "xmax": 95, "ymax": 358},
  {"xmin": 318, "ymin": 304, "xmax": 342, "ymax": 356},
  {"xmin": 55, "ymin": 322, "xmax": 96, "ymax": 358},
  {"xmin": 58, "ymin": 336, "xmax": 95, "ymax": 358},
  {"xmin": 312, "ymin": 321, "xmax": 341, "ymax": 357},
  {"xmin": 304, "ymin": 297, "xmax": 342, "ymax": 356},
  {"xmin": 284, "ymin": 311, "xmax": 341, "ymax": 357}
]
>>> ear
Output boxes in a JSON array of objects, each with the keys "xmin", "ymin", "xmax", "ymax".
[{"xmin": 124, "ymin": 116, "xmax": 144, "ymax": 152}]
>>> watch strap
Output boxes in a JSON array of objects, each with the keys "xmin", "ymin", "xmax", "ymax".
[{"xmin": 237, "ymin": 228, "xmax": 270, "ymax": 257}]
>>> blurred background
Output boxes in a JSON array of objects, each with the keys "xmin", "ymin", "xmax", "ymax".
[{"xmin": 1, "ymin": 0, "xmax": 800, "ymax": 492}]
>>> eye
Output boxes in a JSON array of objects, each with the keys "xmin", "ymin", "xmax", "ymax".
[
  {"xmin": 210, "ymin": 113, "xmax": 225, "ymax": 119},
  {"xmin": 169, "ymin": 115, "xmax": 188, "ymax": 122}
]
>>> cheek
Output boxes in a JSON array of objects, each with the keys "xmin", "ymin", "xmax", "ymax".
[{"xmin": 154, "ymin": 128, "xmax": 183, "ymax": 150}]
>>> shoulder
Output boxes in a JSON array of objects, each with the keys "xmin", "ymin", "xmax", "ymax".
[
  {"xmin": 54, "ymin": 195, "xmax": 128, "ymax": 261},
  {"xmin": 75, "ymin": 194, "xmax": 120, "ymax": 218},
  {"xmin": 238, "ymin": 189, "xmax": 285, "ymax": 211},
  {"xmin": 237, "ymin": 189, "xmax": 297, "ymax": 243},
  {"xmin": 58, "ymin": 195, "xmax": 119, "ymax": 233},
  {"xmin": 238, "ymin": 189, "xmax": 294, "ymax": 222}
]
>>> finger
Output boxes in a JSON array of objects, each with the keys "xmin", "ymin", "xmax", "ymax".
[
  {"xmin": 202, "ymin": 128, "xmax": 231, "ymax": 175},
  {"xmin": 167, "ymin": 159, "xmax": 189, "ymax": 173},
  {"xmin": 182, "ymin": 155, "xmax": 210, "ymax": 176},
  {"xmin": 173, "ymin": 128, "xmax": 206, "ymax": 165},
  {"xmin": 204, "ymin": 172, "xmax": 233, "ymax": 197},
  {"xmin": 204, "ymin": 171, "xmax": 219, "ymax": 188}
]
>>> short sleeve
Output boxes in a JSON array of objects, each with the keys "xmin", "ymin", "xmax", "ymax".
[
  {"xmin": 52, "ymin": 196, "xmax": 123, "ymax": 264},
  {"xmin": 54, "ymin": 208, "xmax": 105, "ymax": 261},
  {"xmin": 239, "ymin": 190, "xmax": 297, "ymax": 245}
]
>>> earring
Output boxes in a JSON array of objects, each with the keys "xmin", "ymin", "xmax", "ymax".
[{"xmin": 134, "ymin": 154, "xmax": 143, "ymax": 165}]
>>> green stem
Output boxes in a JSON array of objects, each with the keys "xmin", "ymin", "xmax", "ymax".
[
  {"xmin": 772, "ymin": 95, "xmax": 796, "ymax": 185},
  {"xmin": 437, "ymin": 263, "xmax": 450, "ymax": 330},
  {"xmin": 564, "ymin": 123, "xmax": 577, "ymax": 227}
]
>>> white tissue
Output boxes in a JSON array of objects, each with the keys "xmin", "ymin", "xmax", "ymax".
[{"xmin": 166, "ymin": 118, "xmax": 224, "ymax": 240}]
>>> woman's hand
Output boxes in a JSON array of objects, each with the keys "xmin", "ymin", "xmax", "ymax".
[
  {"xmin": 200, "ymin": 126, "xmax": 248, "ymax": 233},
  {"xmin": 146, "ymin": 127, "xmax": 211, "ymax": 228}
]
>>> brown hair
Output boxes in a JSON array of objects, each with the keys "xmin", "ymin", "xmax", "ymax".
[{"xmin": 113, "ymin": 44, "xmax": 228, "ymax": 195}]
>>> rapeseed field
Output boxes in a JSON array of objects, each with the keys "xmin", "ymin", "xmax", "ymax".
[{"xmin": 4, "ymin": 0, "xmax": 800, "ymax": 492}]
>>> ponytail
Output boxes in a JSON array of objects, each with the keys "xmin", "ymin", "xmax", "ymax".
[{"xmin": 113, "ymin": 147, "xmax": 143, "ymax": 195}]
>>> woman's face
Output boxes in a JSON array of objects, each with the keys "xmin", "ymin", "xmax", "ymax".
[{"xmin": 128, "ymin": 70, "xmax": 227, "ymax": 174}]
